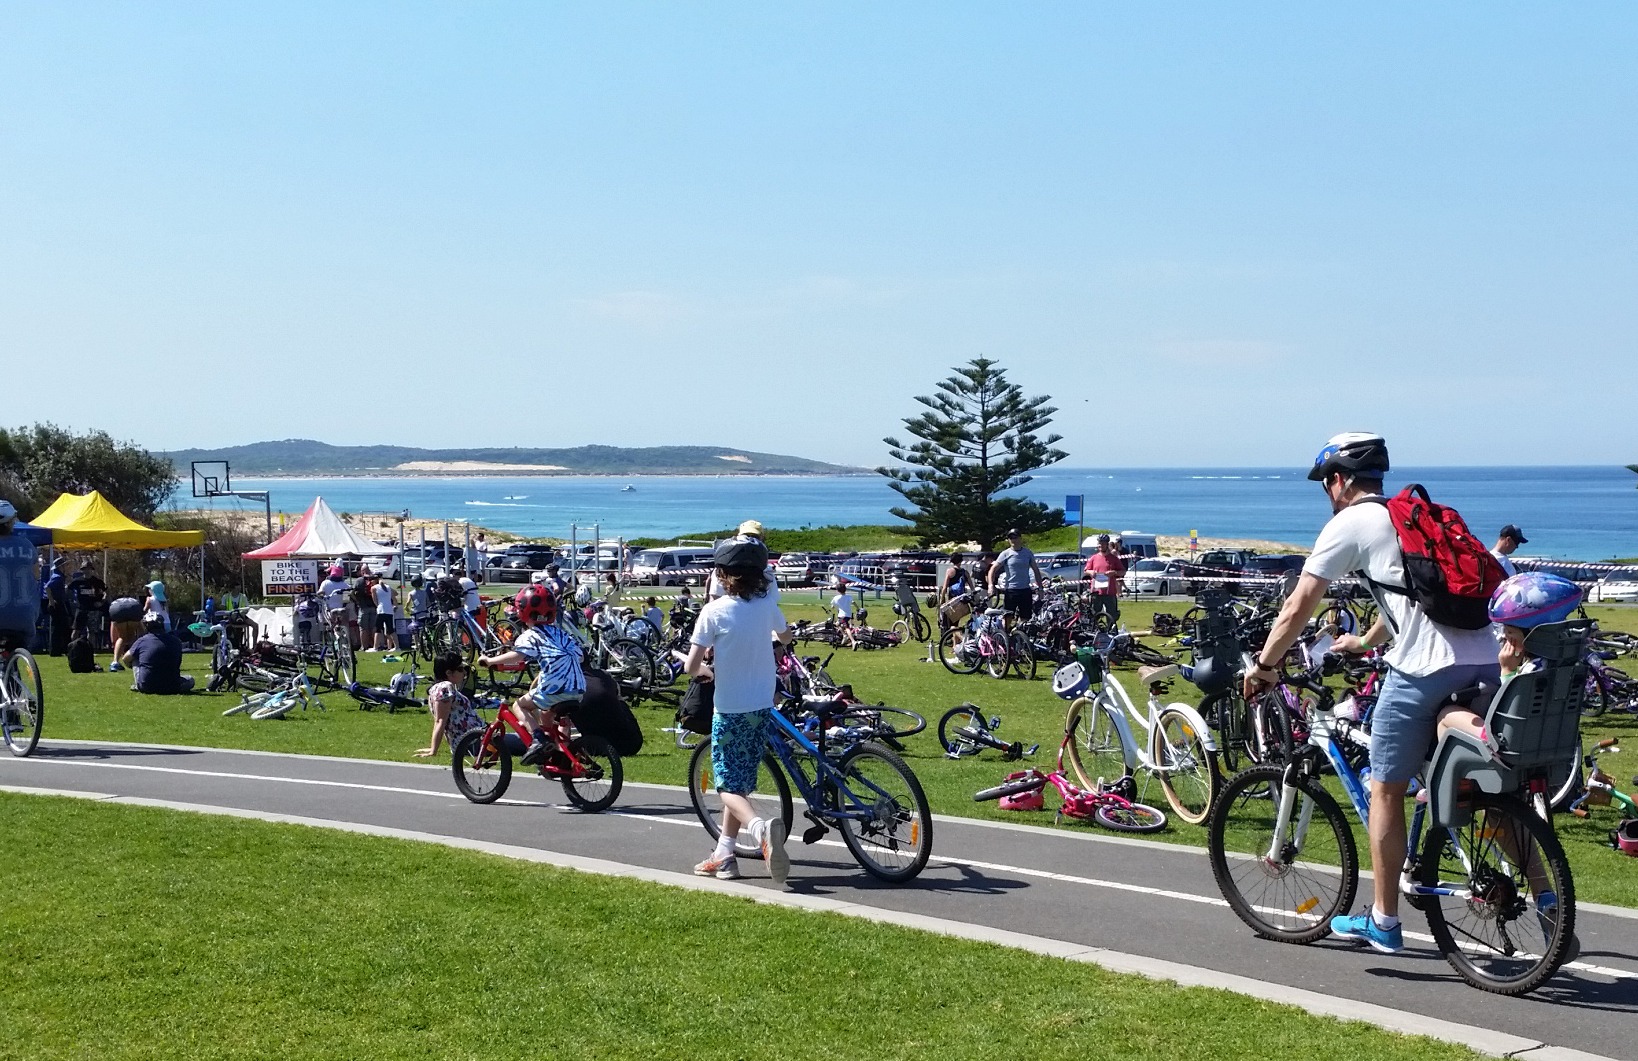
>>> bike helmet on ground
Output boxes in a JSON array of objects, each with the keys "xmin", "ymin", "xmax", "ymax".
[
  {"xmin": 1052, "ymin": 662, "xmax": 1090, "ymax": 700},
  {"xmin": 1488, "ymin": 572, "xmax": 1582, "ymax": 629},
  {"xmin": 999, "ymin": 786, "xmax": 1044, "ymax": 812},
  {"xmin": 1615, "ymin": 818, "xmax": 1638, "ymax": 857},
  {"xmin": 513, "ymin": 583, "xmax": 558, "ymax": 626},
  {"xmin": 1307, "ymin": 432, "xmax": 1390, "ymax": 482}
]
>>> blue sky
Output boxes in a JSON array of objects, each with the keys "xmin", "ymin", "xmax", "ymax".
[{"xmin": 3, "ymin": 3, "xmax": 1634, "ymax": 468}]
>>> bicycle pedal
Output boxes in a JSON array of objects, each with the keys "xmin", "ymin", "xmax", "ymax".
[{"xmin": 801, "ymin": 824, "xmax": 828, "ymax": 844}]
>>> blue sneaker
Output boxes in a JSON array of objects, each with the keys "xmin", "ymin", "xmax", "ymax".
[{"xmin": 1330, "ymin": 910, "xmax": 1404, "ymax": 954}]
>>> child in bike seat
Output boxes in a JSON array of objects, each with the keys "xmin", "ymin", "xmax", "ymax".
[
  {"xmin": 415, "ymin": 652, "xmax": 486, "ymax": 759},
  {"xmin": 477, "ymin": 583, "xmax": 584, "ymax": 769},
  {"xmin": 1433, "ymin": 572, "xmax": 1583, "ymax": 747}
]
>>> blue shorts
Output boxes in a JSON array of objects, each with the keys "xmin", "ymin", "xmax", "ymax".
[
  {"xmin": 1370, "ymin": 663, "xmax": 1500, "ymax": 784},
  {"xmin": 711, "ymin": 709, "xmax": 771, "ymax": 794}
]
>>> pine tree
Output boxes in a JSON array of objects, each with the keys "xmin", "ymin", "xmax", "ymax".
[{"xmin": 878, "ymin": 358, "xmax": 1068, "ymax": 549}]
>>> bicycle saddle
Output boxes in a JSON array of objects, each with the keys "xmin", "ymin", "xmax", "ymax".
[
  {"xmin": 983, "ymin": 608, "xmax": 1008, "ymax": 617},
  {"xmin": 1138, "ymin": 663, "xmax": 1181, "ymax": 686}
]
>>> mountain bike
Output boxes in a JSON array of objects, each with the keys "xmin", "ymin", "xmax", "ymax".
[
  {"xmin": 0, "ymin": 638, "xmax": 43, "ymax": 757},
  {"xmin": 1057, "ymin": 654, "xmax": 1219, "ymax": 825},
  {"xmin": 686, "ymin": 703, "xmax": 933, "ymax": 882}
]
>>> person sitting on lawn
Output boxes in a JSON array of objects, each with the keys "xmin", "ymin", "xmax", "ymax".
[
  {"xmin": 122, "ymin": 612, "xmax": 195, "ymax": 694},
  {"xmin": 414, "ymin": 652, "xmax": 485, "ymax": 758},
  {"xmin": 477, "ymin": 582, "xmax": 584, "ymax": 770}
]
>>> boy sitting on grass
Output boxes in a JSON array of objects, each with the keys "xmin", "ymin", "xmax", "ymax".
[{"xmin": 478, "ymin": 583, "xmax": 584, "ymax": 770}]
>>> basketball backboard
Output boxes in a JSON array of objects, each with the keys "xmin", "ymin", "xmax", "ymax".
[{"xmin": 191, "ymin": 461, "xmax": 231, "ymax": 499}]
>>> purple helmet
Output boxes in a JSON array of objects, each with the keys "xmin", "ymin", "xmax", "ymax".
[{"xmin": 1488, "ymin": 572, "xmax": 1582, "ymax": 629}]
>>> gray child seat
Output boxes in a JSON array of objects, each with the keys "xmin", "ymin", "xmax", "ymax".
[{"xmin": 1426, "ymin": 619, "xmax": 1590, "ymax": 828}]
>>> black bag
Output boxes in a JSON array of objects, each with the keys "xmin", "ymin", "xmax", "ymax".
[
  {"xmin": 676, "ymin": 676, "xmax": 715, "ymax": 735},
  {"xmin": 569, "ymin": 668, "xmax": 645, "ymax": 757},
  {"xmin": 66, "ymin": 637, "xmax": 97, "ymax": 673},
  {"xmin": 108, "ymin": 597, "xmax": 142, "ymax": 623}
]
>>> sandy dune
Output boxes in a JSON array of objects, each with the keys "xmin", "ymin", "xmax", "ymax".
[{"xmin": 392, "ymin": 461, "xmax": 568, "ymax": 473}]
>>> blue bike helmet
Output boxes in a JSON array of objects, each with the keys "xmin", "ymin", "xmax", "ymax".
[
  {"xmin": 1307, "ymin": 432, "xmax": 1390, "ymax": 482},
  {"xmin": 1488, "ymin": 572, "xmax": 1582, "ymax": 629},
  {"xmin": 1052, "ymin": 662, "xmax": 1091, "ymax": 700}
]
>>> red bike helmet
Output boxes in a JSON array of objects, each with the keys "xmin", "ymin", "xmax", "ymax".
[
  {"xmin": 513, "ymin": 583, "xmax": 558, "ymax": 626},
  {"xmin": 1615, "ymin": 818, "xmax": 1638, "ymax": 857}
]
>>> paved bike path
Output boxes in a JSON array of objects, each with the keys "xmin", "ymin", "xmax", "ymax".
[{"xmin": 4, "ymin": 741, "xmax": 1635, "ymax": 1060}]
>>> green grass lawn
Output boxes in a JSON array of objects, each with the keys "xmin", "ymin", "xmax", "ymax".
[
  {"xmin": 30, "ymin": 597, "xmax": 1638, "ymax": 907},
  {"xmin": 0, "ymin": 792, "xmax": 1484, "ymax": 1061}
]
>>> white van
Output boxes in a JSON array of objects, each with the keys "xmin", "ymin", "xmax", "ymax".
[
  {"xmin": 630, "ymin": 547, "xmax": 716, "ymax": 586},
  {"xmin": 1080, "ymin": 531, "xmax": 1159, "ymax": 559}
]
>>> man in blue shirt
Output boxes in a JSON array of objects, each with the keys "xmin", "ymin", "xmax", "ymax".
[
  {"xmin": 0, "ymin": 501, "xmax": 40, "ymax": 649},
  {"xmin": 43, "ymin": 556, "xmax": 71, "ymax": 655},
  {"xmin": 121, "ymin": 613, "xmax": 195, "ymax": 695}
]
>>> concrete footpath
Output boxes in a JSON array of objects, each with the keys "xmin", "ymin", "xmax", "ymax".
[{"xmin": 3, "ymin": 740, "xmax": 1635, "ymax": 1060}]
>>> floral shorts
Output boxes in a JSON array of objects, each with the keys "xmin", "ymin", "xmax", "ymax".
[{"xmin": 711, "ymin": 709, "xmax": 771, "ymax": 794}]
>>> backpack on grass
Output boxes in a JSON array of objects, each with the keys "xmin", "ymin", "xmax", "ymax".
[
  {"xmin": 66, "ymin": 637, "xmax": 97, "ymax": 673},
  {"xmin": 1357, "ymin": 485, "xmax": 1505, "ymax": 631}
]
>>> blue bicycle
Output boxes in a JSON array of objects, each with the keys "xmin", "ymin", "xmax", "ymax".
[{"xmin": 687, "ymin": 703, "xmax": 934, "ymax": 882}]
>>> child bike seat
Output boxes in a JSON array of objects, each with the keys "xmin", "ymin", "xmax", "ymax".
[{"xmin": 1427, "ymin": 620, "xmax": 1590, "ymax": 828}]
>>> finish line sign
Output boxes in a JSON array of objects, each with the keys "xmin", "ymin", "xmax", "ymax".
[{"xmin": 261, "ymin": 559, "xmax": 320, "ymax": 596}]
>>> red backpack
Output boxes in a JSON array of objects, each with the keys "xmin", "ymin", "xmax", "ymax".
[{"xmin": 1358, "ymin": 485, "xmax": 1505, "ymax": 630}]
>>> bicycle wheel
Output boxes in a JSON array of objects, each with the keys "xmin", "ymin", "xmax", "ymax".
[
  {"xmin": 1094, "ymin": 801, "xmax": 1168, "ymax": 833},
  {"xmin": 687, "ymin": 740, "xmax": 794, "ymax": 860},
  {"xmin": 1548, "ymin": 740, "xmax": 1583, "ymax": 814},
  {"xmin": 1064, "ymin": 697, "xmax": 1130, "ymax": 792},
  {"xmin": 840, "ymin": 706, "xmax": 926, "ymax": 740},
  {"xmin": 937, "ymin": 704, "xmax": 987, "ymax": 757},
  {"xmin": 890, "ymin": 619, "xmax": 910, "ymax": 643},
  {"xmin": 984, "ymin": 638, "xmax": 1011, "ymax": 680},
  {"xmin": 626, "ymin": 617, "xmax": 662, "ymax": 649},
  {"xmin": 1208, "ymin": 764, "xmax": 1358, "ymax": 944},
  {"xmin": 1581, "ymin": 670, "xmax": 1608, "ymax": 718},
  {"xmin": 911, "ymin": 613, "xmax": 932, "ymax": 643},
  {"xmin": 2, "ymin": 649, "xmax": 44, "ymax": 757},
  {"xmin": 452, "ymin": 728, "xmax": 511, "ymax": 804},
  {"xmin": 222, "ymin": 692, "xmax": 263, "ymax": 717},
  {"xmin": 602, "ymin": 639, "xmax": 656, "ymax": 688},
  {"xmin": 1156, "ymin": 708, "xmax": 1218, "ymax": 825},
  {"xmin": 561, "ymin": 735, "xmax": 622, "ymax": 812},
  {"xmin": 1417, "ymin": 793, "xmax": 1575, "ymax": 995},
  {"xmin": 1201, "ymin": 691, "xmax": 1244, "ymax": 773},
  {"xmin": 250, "ymin": 691, "xmax": 298, "ymax": 720},
  {"xmin": 1008, "ymin": 634, "xmax": 1037, "ymax": 681},
  {"xmin": 835, "ymin": 743, "xmax": 933, "ymax": 882},
  {"xmin": 937, "ymin": 629, "xmax": 980, "ymax": 675}
]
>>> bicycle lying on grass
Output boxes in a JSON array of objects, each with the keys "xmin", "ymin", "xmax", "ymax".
[
  {"xmin": 222, "ymin": 672, "xmax": 325, "ymax": 721},
  {"xmin": 937, "ymin": 704, "xmax": 1038, "ymax": 760},
  {"xmin": 974, "ymin": 725, "xmax": 1168, "ymax": 833},
  {"xmin": 686, "ymin": 699, "xmax": 933, "ymax": 882}
]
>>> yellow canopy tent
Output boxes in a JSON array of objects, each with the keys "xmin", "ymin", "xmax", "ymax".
[{"xmin": 30, "ymin": 491, "xmax": 204, "ymax": 549}]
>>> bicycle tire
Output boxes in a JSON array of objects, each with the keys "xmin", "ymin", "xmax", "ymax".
[
  {"xmin": 1127, "ymin": 641, "xmax": 1174, "ymax": 667},
  {"xmin": 250, "ymin": 692, "xmax": 298, "ymax": 720},
  {"xmin": 984, "ymin": 638, "xmax": 1011, "ymax": 680},
  {"xmin": 1581, "ymin": 669, "xmax": 1608, "ymax": 718},
  {"xmin": 561, "ymin": 735, "xmax": 622, "ymax": 812},
  {"xmin": 2, "ymin": 649, "xmax": 44, "ymax": 757},
  {"xmin": 452, "ymin": 728, "xmax": 511, "ymax": 804},
  {"xmin": 687, "ymin": 741, "xmax": 794, "ymax": 860},
  {"xmin": 1156, "ymin": 707, "xmax": 1218, "ymax": 826},
  {"xmin": 937, "ymin": 704, "xmax": 988, "ymax": 757},
  {"xmin": 974, "ymin": 775, "xmax": 1046, "ymax": 802},
  {"xmin": 839, "ymin": 706, "xmax": 926, "ymax": 740},
  {"xmin": 602, "ymin": 638, "xmax": 657, "ymax": 688},
  {"xmin": 1548, "ymin": 740, "xmax": 1584, "ymax": 813},
  {"xmin": 1009, "ymin": 634, "xmax": 1037, "ymax": 681},
  {"xmin": 1094, "ymin": 801, "xmax": 1168, "ymax": 833},
  {"xmin": 890, "ymin": 619, "xmax": 910, "ymax": 643},
  {"xmin": 1208, "ymin": 764, "xmax": 1358, "ymax": 944},
  {"xmin": 937, "ymin": 629, "xmax": 980, "ymax": 675},
  {"xmin": 1064, "ymin": 697, "xmax": 1129, "ymax": 793},
  {"xmin": 1417, "ymin": 792, "xmax": 1575, "ymax": 995},
  {"xmin": 835, "ymin": 742, "xmax": 933, "ymax": 882},
  {"xmin": 222, "ymin": 691, "xmax": 267, "ymax": 716},
  {"xmin": 626, "ymin": 617, "xmax": 662, "ymax": 649}
]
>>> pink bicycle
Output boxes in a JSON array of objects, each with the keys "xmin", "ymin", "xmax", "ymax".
[{"xmin": 973, "ymin": 733, "xmax": 1168, "ymax": 833}]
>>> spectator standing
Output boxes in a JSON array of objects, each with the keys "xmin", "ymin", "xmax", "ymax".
[
  {"xmin": 70, "ymin": 561, "xmax": 108, "ymax": 646},
  {"xmin": 1082, "ymin": 534, "xmax": 1128, "ymax": 625},
  {"xmin": 106, "ymin": 594, "xmax": 143, "ymax": 672},
  {"xmin": 1491, "ymin": 525, "xmax": 1527, "ymax": 577},
  {"xmin": 122, "ymin": 612, "xmax": 195, "ymax": 694},
  {"xmin": 987, "ymin": 529, "xmax": 1046, "ymax": 620},
  {"xmin": 43, "ymin": 557, "xmax": 71, "ymax": 656},
  {"xmin": 371, "ymin": 575, "xmax": 399, "ymax": 651},
  {"xmin": 352, "ymin": 572, "xmax": 377, "ymax": 650}
]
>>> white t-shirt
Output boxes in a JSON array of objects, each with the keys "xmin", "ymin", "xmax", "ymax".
[
  {"xmin": 372, "ymin": 582, "xmax": 396, "ymax": 616},
  {"xmin": 831, "ymin": 592, "xmax": 853, "ymax": 619},
  {"xmin": 318, "ymin": 578, "xmax": 349, "ymax": 612},
  {"xmin": 690, "ymin": 590, "xmax": 788, "ymax": 714},
  {"xmin": 1304, "ymin": 499, "xmax": 1498, "ymax": 678},
  {"xmin": 460, "ymin": 577, "xmax": 480, "ymax": 613},
  {"xmin": 1490, "ymin": 549, "xmax": 1518, "ymax": 577}
]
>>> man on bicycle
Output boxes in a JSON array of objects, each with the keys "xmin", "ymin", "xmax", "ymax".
[
  {"xmin": 1243, "ymin": 433, "xmax": 1499, "ymax": 954},
  {"xmin": 0, "ymin": 501, "xmax": 40, "ymax": 649}
]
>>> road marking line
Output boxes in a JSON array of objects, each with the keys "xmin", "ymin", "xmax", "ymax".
[{"xmin": 0, "ymin": 783, "xmax": 1611, "ymax": 1061}]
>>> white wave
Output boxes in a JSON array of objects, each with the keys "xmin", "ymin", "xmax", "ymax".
[{"xmin": 465, "ymin": 501, "xmax": 529, "ymax": 508}]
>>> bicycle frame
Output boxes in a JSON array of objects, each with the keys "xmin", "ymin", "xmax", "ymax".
[
  {"xmin": 764, "ymin": 709, "xmax": 913, "ymax": 833},
  {"xmin": 1091, "ymin": 670, "xmax": 1218, "ymax": 775}
]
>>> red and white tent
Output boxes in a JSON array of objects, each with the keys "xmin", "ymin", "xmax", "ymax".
[{"xmin": 243, "ymin": 497, "xmax": 395, "ymax": 559}]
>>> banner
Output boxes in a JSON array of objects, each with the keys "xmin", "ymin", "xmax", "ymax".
[{"xmin": 261, "ymin": 558, "xmax": 320, "ymax": 596}]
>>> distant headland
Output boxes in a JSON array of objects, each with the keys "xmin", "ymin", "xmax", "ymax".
[{"xmin": 161, "ymin": 439, "xmax": 869, "ymax": 478}]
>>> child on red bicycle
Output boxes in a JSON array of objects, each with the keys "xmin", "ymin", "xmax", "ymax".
[{"xmin": 478, "ymin": 583, "xmax": 584, "ymax": 769}]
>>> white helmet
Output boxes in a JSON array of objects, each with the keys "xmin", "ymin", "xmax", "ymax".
[{"xmin": 0, "ymin": 500, "xmax": 15, "ymax": 529}]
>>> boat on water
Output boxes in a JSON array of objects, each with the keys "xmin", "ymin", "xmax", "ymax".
[{"xmin": 621, "ymin": 485, "xmax": 636, "ymax": 492}]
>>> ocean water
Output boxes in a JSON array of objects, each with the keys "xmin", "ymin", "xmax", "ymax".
[{"xmin": 172, "ymin": 466, "xmax": 1637, "ymax": 561}]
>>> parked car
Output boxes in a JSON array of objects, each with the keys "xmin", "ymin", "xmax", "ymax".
[
  {"xmin": 775, "ymin": 552, "xmax": 838, "ymax": 587},
  {"xmin": 630, "ymin": 547, "xmax": 716, "ymax": 586},
  {"xmin": 881, "ymin": 551, "xmax": 945, "ymax": 591},
  {"xmin": 1593, "ymin": 572, "xmax": 1638, "ymax": 603},
  {"xmin": 1036, "ymin": 551, "xmax": 1088, "ymax": 582},
  {"xmin": 1183, "ymin": 549, "xmax": 1257, "ymax": 590},
  {"xmin": 1124, "ymin": 558, "xmax": 1189, "ymax": 597},
  {"xmin": 1244, "ymin": 554, "xmax": 1307, "ymax": 581}
]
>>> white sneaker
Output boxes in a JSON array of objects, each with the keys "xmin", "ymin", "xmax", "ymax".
[
  {"xmin": 694, "ymin": 855, "xmax": 740, "ymax": 880},
  {"xmin": 764, "ymin": 819, "xmax": 789, "ymax": 887}
]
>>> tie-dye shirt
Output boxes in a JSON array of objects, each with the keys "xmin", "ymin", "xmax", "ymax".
[{"xmin": 513, "ymin": 623, "xmax": 586, "ymax": 697}]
